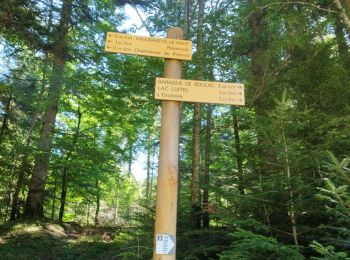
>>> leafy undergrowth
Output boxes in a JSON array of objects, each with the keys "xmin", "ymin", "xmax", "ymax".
[{"xmin": 0, "ymin": 220, "xmax": 152, "ymax": 259}]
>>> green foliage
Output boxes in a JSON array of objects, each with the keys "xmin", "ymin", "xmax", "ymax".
[
  {"xmin": 219, "ymin": 230, "xmax": 304, "ymax": 260},
  {"xmin": 177, "ymin": 229, "xmax": 233, "ymax": 260},
  {"xmin": 310, "ymin": 241, "xmax": 350, "ymax": 260},
  {"xmin": 317, "ymin": 178, "xmax": 350, "ymax": 222},
  {"xmin": 317, "ymin": 153, "xmax": 350, "ymax": 222},
  {"xmin": 308, "ymin": 152, "xmax": 350, "ymax": 256}
]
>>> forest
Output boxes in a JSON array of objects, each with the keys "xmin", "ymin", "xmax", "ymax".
[{"xmin": 0, "ymin": 0, "xmax": 350, "ymax": 259}]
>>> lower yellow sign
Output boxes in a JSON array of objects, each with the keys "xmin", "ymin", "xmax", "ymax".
[{"xmin": 155, "ymin": 78, "xmax": 245, "ymax": 105}]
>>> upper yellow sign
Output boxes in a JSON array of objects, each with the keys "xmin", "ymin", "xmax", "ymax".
[
  {"xmin": 105, "ymin": 32, "xmax": 192, "ymax": 60},
  {"xmin": 155, "ymin": 78, "xmax": 245, "ymax": 106}
]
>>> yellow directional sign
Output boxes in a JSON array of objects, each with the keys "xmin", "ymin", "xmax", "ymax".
[
  {"xmin": 155, "ymin": 78, "xmax": 245, "ymax": 105},
  {"xmin": 105, "ymin": 32, "xmax": 192, "ymax": 60}
]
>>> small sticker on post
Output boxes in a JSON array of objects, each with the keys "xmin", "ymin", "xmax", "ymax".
[{"xmin": 155, "ymin": 234, "xmax": 175, "ymax": 255}]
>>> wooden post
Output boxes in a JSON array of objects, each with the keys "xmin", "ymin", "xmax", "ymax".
[{"xmin": 153, "ymin": 27, "xmax": 183, "ymax": 259}]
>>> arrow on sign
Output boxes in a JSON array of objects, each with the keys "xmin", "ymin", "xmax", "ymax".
[{"xmin": 155, "ymin": 234, "xmax": 175, "ymax": 255}]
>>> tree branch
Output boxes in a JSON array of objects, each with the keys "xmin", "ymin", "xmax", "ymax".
[
  {"xmin": 130, "ymin": 1, "xmax": 154, "ymax": 37},
  {"xmin": 333, "ymin": 0, "xmax": 350, "ymax": 35},
  {"xmin": 261, "ymin": 1, "xmax": 336, "ymax": 14}
]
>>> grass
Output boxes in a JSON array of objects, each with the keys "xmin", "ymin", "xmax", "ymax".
[{"xmin": 0, "ymin": 219, "xmax": 152, "ymax": 259}]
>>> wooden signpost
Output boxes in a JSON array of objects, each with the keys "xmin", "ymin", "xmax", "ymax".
[{"xmin": 104, "ymin": 27, "xmax": 245, "ymax": 260}]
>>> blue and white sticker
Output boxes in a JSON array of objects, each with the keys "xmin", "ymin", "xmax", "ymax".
[{"xmin": 155, "ymin": 234, "xmax": 175, "ymax": 255}]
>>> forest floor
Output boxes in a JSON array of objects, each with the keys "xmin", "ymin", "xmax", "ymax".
[{"xmin": 0, "ymin": 220, "xmax": 150, "ymax": 259}]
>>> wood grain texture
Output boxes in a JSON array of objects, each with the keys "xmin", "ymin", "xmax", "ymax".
[{"xmin": 153, "ymin": 27, "xmax": 183, "ymax": 260}]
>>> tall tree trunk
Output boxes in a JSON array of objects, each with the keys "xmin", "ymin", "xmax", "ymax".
[
  {"xmin": 0, "ymin": 95, "xmax": 12, "ymax": 147},
  {"xmin": 95, "ymin": 179, "xmax": 100, "ymax": 226},
  {"xmin": 146, "ymin": 133, "xmax": 151, "ymax": 199},
  {"xmin": 58, "ymin": 108, "xmax": 82, "ymax": 221},
  {"xmin": 114, "ymin": 176, "xmax": 120, "ymax": 226},
  {"xmin": 191, "ymin": 0, "xmax": 205, "ymax": 230},
  {"xmin": 333, "ymin": 0, "xmax": 350, "ymax": 35},
  {"xmin": 183, "ymin": 0, "xmax": 190, "ymax": 38},
  {"xmin": 24, "ymin": 0, "xmax": 73, "ymax": 218},
  {"xmin": 149, "ymin": 146, "xmax": 156, "ymax": 200},
  {"xmin": 178, "ymin": 0, "xmax": 191, "ymax": 227},
  {"xmin": 248, "ymin": 1, "xmax": 277, "ymax": 225},
  {"xmin": 113, "ymin": 195, "xmax": 118, "ymax": 226},
  {"xmin": 128, "ymin": 139, "xmax": 133, "ymax": 177},
  {"xmin": 58, "ymin": 168, "xmax": 68, "ymax": 221},
  {"xmin": 10, "ymin": 160, "xmax": 28, "ymax": 220},
  {"xmin": 51, "ymin": 176, "xmax": 57, "ymax": 220},
  {"xmin": 281, "ymin": 122, "xmax": 299, "ymax": 247},
  {"xmin": 203, "ymin": 105, "xmax": 212, "ymax": 228},
  {"xmin": 344, "ymin": 0, "xmax": 350, "ymax": 12},
  {"xmin": 232, "ymin": 108, "xmax": 245, "ymax": 195},
  {"xmin": 334, "ymin": 20, "xmax": 350, "ymax": 67},
  {"xmin": 10, "ymin": 84, "xmax": 46, "ymax": 220},
  {"xmin": 192, "ymin": 103, "xmax": 201, "ymax": 228},
  {"xmin": 86, "ymin": 203, "xmax": 90, "ymax": 226},
  {"xmin": 3, "ymin": 156, "xmax": 17, "ymax": 221}
]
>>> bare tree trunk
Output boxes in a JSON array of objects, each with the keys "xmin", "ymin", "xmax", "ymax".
[
  {"xmin": 248, "ymin": 2, "xmax": 271, "ymax": 170},
  {"xmin": 203, "ymin": 105, "xmax": 212, "ymax": 228},
  {"xmin": 333, "ymin": 0, "xmax": 350, "ymax": 35},
  {"xmin": 146, "ymin": 134, "xmax": 151, "ymax": 199},
  {"xmin": 177, "ymin": 0, "xmax": 191, "ymax": 228},
  {"xmin": 192, "ymin": 103, "xmax": 201, "ymax": 228},
  {"xmin": 183, "ymin": 0, "xmax": 190, "ymax": 38},
  {"xmin": 58, "ymin": 167, "xmax": 68, "ymax": 221},
  {"xmin": 25, "ymin": 0, "xmax": 73, "ymax": 218},
  {"xmin": 334, "ymin": 19, "xmax": 350, "ymax": 67},
  {"xmin": 191, "ymin": 0, "xmax": 205, "ymax": 230},
  {"xmin": 281, "ymin": 123, "xmax": 299, "ymax": 247},
  {"xmin": 3, "ymin": 156, "xmax": 17, "ymax": 221},
  {"xmin": 149, "ymin": 145, "xmax": 156, "ymax": 200},
  {"xmin": 114, "ymin": 176, "xmax": 120, "ymax": 226},
  {"xmin": 95, "ymin": 179, "xmax": 100, "ymax": 226},
  {"xmin": 59, "ymin": 108, "xmax": 82, "ymax": 221},
  {"xmin": 248, "ymin": 0, "xmax": 277, "ymax": 225},
  {"xmin": 113, "ymin": 196, "xmax": 118, "ymax": 226},
  {"xmin": 232, "ymin": 108, "xmax": 245, "ymax": 195},
  {"xmin": 51, "ymin": 176, "xmax": 57, "ymax": 220},
  {"xmin": 10, "ymin": 84, "xmax": 46, "ymax": 221},
  {"xmin": 86, "ymin": 203, "xmax": 90, "ymax": 226},
  {"xmin": 128, "ymin": 139, "xmax": 133, "ymax": 177},
  {"xmin": 0, "ymin": 96, "xmax": 12, "ymax": 147},
  {"xmin": 344, "ymin": 0, "xmax": 350, "ymax": 13},
  {"xmin": 10, "ymin": 160, "xmax": 27, "ymax": 220}
]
